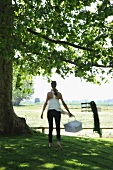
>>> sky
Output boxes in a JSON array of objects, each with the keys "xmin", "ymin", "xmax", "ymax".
[{"xmin": 32, "ymin": 73, "xmax": 113, "ymax": 102}]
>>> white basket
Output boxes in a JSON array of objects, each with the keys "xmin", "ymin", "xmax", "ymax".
[{"xmin": 64, "ymin": 120, "xmax": 82, "ymax": 133}]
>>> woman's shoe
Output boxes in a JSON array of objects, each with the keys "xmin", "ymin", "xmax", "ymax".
[
  {"xmin": 57, "ymin": 141, "xmax": 62, "ymax": 150},
  {"xmin": 49, "ymin": 143, "xmax": 52, "ymax": 147}
]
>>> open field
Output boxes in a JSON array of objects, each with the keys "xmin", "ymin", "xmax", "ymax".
[{"xmin": 14, "ymin": 103, "xmax": 113, "ymax": 138}]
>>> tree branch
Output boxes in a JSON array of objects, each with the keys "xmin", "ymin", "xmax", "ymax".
[
  {"xmin": 27, "ymin": 28, "xmax": 93, "ymax": 52},
  {"xmin": 32, "ymin": 51, "xmax": 113, "ymax": 68},
  {"xmin": 61, "ymin": 58, "xmax": 113, "ymax": 68}
]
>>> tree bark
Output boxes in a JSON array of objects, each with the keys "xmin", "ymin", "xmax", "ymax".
[{"xmin": 0, "ymin": 0, "xmax": 31, "ymax": 135}]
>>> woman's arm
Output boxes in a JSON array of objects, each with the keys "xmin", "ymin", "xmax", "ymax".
[
  {"xmin": 60, "ymin": 94, "xmax": 74, "ymax": 117},
  {"xmin": 41, "ymin": 93, "xmax": 49, "ymax": 119}
]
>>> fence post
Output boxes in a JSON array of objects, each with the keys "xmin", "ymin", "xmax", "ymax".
[{"xmin": 42, "ymin": 127, "xmax": 45, "ymax": 133}]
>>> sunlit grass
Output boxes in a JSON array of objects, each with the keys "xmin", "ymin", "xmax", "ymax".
[{"xmin": 14, "ymin": 104, "xmax": 113, "ymax": 138}]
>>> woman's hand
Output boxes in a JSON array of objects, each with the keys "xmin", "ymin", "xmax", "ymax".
[
  {"xmin": 41, "ymin": 113, "xmax": 43, "ymax": 119},
  {"xmin": 69, "ymin": 112, "xmax": 75, "ymax": 117}
]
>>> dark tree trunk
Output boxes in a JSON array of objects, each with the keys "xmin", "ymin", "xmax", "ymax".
[{"xmin": 0, "ymin": 0, "xmax": 31, "ymax": 135}]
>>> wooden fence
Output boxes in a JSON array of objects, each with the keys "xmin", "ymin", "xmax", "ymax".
[{"xmin": 31, "ymin": 127, "xmax": 113, "ymax": 134}]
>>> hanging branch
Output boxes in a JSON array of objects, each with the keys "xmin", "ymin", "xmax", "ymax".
[
  {"xmin": 27, "ymin": 28, "xmax": 93, "ymax": 52},
  {"xmin": 27, "ymin": 28, "xmax": 113, "ymax": 68}
]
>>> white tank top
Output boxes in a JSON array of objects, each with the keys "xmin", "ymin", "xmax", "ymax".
[{"xmin": 48, "ymin": 91, "xmax": 62, "ymax": 112}]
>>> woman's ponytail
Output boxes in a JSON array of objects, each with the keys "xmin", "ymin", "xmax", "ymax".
[
  {"xmin": 51, "ymin": 81, "xmax": 58, "ymax": 96},
  {"xmin": 54, "ymin": 89, "xmax": 58, "ymax": 97}
]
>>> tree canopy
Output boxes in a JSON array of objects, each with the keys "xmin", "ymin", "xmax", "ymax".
[{"xmin": 13, "ymin": 0, "xmax": 113, "ymax": 84}]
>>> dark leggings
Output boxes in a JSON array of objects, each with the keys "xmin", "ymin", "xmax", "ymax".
[{"xmin": 47, "ymin": 109, "xmax": 61, "ymax": 143}]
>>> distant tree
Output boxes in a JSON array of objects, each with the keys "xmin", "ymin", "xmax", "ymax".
[
  {"xmin": 12, "ymin": 69, "xmax": 34, "ymax": 106},
  {"xmin": 34, "ymin": 98, "xmax": 40, "ymax": 103}
]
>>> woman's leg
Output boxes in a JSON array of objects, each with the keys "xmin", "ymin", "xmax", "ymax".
[
  {"xmin": 54, "ymin": 111, "xmax": 61, "ymax": 142},
  {"xmin": 47, "ymin": 110, "xmax": 54, "ymax": 143},
  {"xmin": 54, "ymin": 111, "xmax": 62, "ymax": 150}
]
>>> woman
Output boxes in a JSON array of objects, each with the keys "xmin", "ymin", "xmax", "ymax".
[{"xmin": 41, "ymin": 81, "xmax": 74, "ymax": 150}]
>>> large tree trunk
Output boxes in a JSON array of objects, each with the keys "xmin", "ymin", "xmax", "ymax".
[
  {"xmin": 0, "ymin": 59, "xmax": 31, "ymax": 135},
  {"xmin": 0, "ymin": 0, "xmax": 31, "ymax": 135}
]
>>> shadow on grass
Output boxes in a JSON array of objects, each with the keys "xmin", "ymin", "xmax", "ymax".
[{"xmin": 0, "ymin": 132, "xmax": 113, "ymax": 170}]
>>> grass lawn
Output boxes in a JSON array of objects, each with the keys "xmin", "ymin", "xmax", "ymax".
[
  {"xmin": 0, "ymin": 103, "xmax": 113, "ymax": 170},
  {"xmin": 0, "ymin": 132, "xmax": 113, "ymax": 170}
]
